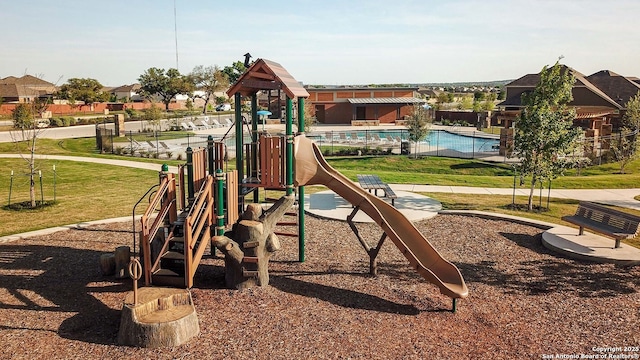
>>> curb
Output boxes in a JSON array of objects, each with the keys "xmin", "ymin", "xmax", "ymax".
[
  {"xmin": 438, "ymin": 210, "xmax": 556, "ymax": 230},
  {"xmin": 0, "ymin": 216, "xmax": 138, "ymax": 244}
]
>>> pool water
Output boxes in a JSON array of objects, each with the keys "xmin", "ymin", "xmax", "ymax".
[
  {"xmin": 354, "ymin": 130, "xmax": 499, "ymax": 153},
  {"xmin": 420, "ymin": 130, "xmax": 499, "ymax": 153}
]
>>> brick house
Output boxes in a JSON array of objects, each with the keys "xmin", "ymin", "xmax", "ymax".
[
  {"xmin": 306, "ymin": 87, "xmax": 425, "ymax": 125},
  {"xmin": 495, "ymin": 65, "xmax": 640, "ymax": 155}
]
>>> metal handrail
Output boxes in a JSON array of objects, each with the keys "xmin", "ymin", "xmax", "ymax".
[{"xmin": 131, "ymin": 184, "xmax": 159, "ymax": 258}]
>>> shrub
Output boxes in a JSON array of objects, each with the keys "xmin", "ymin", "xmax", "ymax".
[
  {"xmin": 50, "ymin": 117, "xmax": 64, "ymax": 127},
  {"xmin": 63, "ymin": 116, "xmax": 76, "ymax": 126},
  {"xmin": 165, "ymin": 151, "xmax": 173, "ymax": 159}
]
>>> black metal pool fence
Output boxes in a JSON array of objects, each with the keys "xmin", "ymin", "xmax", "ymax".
[{"xmin": 109, "ymin": 128, "xmax": 636, "ymax": 165}]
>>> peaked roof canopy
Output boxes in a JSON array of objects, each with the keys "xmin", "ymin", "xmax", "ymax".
[
  {"xmin": 499, "ymin": 65, "xmax": 640, "ymax": 110},
  {"xmin": 227, "ymin": 59, "xmax": 309, "ymax": 99}
]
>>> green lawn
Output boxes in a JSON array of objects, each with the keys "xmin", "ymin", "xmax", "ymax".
[
  {"xmin": 325, "ymin": 155, "xmax": 640, "ymax": 189},
  {"xmin": 2, "ymin": 135, "xmax": 640, "ymax": 245},
  {"xmin": 0, "ymin": 158, "xmax": 157, "ymax": 237}
]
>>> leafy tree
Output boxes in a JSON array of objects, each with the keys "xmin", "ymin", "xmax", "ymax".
[
  {"xmin": 497, "ymin": 86, "xmax": 506, "ymax": 100},
  {"xmin": 57, "ymin": 78, "xmax": 109, "ymax": 110},
  {"xmin": 513, "ymin": 61, "xmax": 581, "ymax": 211},
  {"xmin": 190, "ymin": 65, "xmax": 229, "ymax": 114},
  {"xmin": 222, "ymin": 61, "xmax": 249, "ymax": 84},
  {"xmin": 406, "ymin": 105, "xmax": 432, "ymax": 158},
  {"xmin": 302, "ymin": 101, "xmax": 317, "ymax": 133},
  {"xmin": 10, "ymin": 96, "xmax": 51, "ymax": 208},
  {"xmin": 482, "ymin": 98, "xmax": 495, "ymax": 111},
  {"xmin": 215, "ymin": 96, "xmax": 227, "ymax": 105},
  {"xmin": 12, "ymin": 103, "xmax": 35, "ymax": 129},
  {"xmin": 473, "ymin": 91, "xmax": 486, "ymax": 101},
  {"xmin": 612, "ymin": 91, "xmax": 640, "ymax": 173},
  {"xmin": 458, "ymin": 95, "xmax": 473, "ymax": 110},
  {"xmin": 436, "ymin": 92, "xmax": 450, "ymax": 104},
  {"xmin": 138, "ymin": 68, "xmax": 195, "ymax": 110},
  {"xmin": 142, "ymin": 104, "xmax": 163, "ymax": 130}
]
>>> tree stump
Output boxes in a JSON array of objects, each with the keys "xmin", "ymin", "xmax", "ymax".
[
  {"xmin": 213, "ymin": 194, "xmax": 294, "ymax": 289},
  {"xmin": 115, "ymin": 246, "xmax": 131, "ymax": 279},
  {"xmin": 117, "ymin": 287, "xmax": 199, "ymax": 348},
  {"xmin": 99, "ymin": 253, "xmax": 116, "ymax": 276}
]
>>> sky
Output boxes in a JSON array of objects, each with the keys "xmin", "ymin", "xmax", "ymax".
[{"xmin": 2, "ymin": 0, "xmax": 640, "ymax": 87}]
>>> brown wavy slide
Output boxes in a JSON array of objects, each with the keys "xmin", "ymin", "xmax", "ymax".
[{"xmin": 294, "ymin": 134, "xmax": 468, "ymax": 300}]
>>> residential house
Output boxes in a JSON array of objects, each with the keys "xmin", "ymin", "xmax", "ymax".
[
  {"xmin": 0, "ymin": 75, "xmax": 57, "ymax": 103},
  {"xmin": 110, "ymin": 83, "xmax": 142, "ymax": 102},
  {"xmin": 495, "ymin": 65, "xmax": 640, "ymax": 155}
]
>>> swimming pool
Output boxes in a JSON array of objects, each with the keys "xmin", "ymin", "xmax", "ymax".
[
  {"xmin": 339, "ymin": 129, "xmax": 500, "ymax": 154},
  {"xmin": 420, "ymin": 130, "xmax": 500, "ymax": 154}
]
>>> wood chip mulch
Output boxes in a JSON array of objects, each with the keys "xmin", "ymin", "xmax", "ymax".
[{"xmin": 1, "ymin": 214, "xmax": 638, "ymax": 359}]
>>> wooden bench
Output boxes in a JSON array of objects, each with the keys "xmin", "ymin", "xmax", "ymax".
[
  {"xmin": 357, "ymin": 174, "xmax": 397, "ymax": 206},
  {"xmin": 561, "ymin": 201, "xmax": 640, "ymax": 248}
]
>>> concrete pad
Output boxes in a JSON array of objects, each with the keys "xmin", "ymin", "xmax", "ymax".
[
  {"xmin": 542, "ymin": 225, "xmax": 640, "ymax": 265},
  {"xmin": 305, "ymin": 190, "xmax": 441, "ymax": 223}
]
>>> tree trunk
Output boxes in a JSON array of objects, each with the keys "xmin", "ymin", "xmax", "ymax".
[
  {"xmin": 202, "ymin": 97, "xmax": 209, "ymax": 114},
  {"xmin": 212, "ymin": 195, "xmax": 294, "ymax": 289},
  {"xmin": 115, "ymin": 246, "xmax": 131, "ymax": 279},
  {"xmin": 99, "ymin": 254, "xmax": 116, "ymax": 276},
  {"xmin": 117, "ymin": 287, "xmax": 199, "ymax": 348},
  {"xmin": 29, "ymin": 136, "xmax": 36, "ymax": 208},
  {"xmin": 528, "ymin": 178, "xmax": 536, "ymax": 211}
]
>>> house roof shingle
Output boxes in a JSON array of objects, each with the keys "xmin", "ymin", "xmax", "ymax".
[
  {"xmin": 500, "ymin": 65, "xmax": 625, "ymax": 110},
  {"xmin": 586, "ymin": 70, "xmax": 640, "ymax": 106}
]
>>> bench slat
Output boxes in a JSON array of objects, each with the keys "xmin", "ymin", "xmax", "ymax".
[{"xmin": 562, "ymin": 201, "xmax": 640, "ymax": 248}]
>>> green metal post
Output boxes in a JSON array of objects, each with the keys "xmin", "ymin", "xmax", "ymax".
[
  {"xmin": 297, "ymin": 97, "xmax": 306, "ymax": 262},
  {"xmin": 215, "ymin": 169, "xmax": 225, "ymax": 236},
  {"xmin": 234, "ymin": 93, "xmax": 243, "ymax": 213},
  {"xmin": 285, "ymin": 97, "xmax": 293, "ymax": 196},
  {"xmin": 207, "ymin": 135, "xmax": 214, "ymax": 175},
  {"xmin": 251, "ymin": 94, "xmax": 259, "ymax": 203},
  {"xmin": 186, "ymin": 146, "xmax": 194, "ymax": 205}
]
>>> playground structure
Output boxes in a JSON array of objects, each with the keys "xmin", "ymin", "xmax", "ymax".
[{"xmin": 131, "ymin": 59, "xmax": 468, "ymax": 319}]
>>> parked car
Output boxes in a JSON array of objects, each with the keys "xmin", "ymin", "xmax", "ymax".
[{"xmin": 215, "ymin": 104, "xmax": 231, "ymax": 111}]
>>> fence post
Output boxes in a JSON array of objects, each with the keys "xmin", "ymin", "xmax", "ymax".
[{"xmin": 207, "ymin": 135, "xmax": 214, "ymax": 175}]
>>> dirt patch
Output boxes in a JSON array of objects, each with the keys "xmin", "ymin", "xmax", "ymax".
[{"xmin": 0, "ymin": 214, "xmax": 638, "ymax": 359}]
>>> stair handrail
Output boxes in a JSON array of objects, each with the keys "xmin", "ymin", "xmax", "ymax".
[
  {"xmin": 183, "ymin": 174, "xmax": 214, "ymax": 288},
  {"xmin": 132, "ymin": 184, "xmax": 159, "ymax": 259},
  {"xmin": 140, "ymin": 174, "xmax": 177, "ymax": 285}
]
